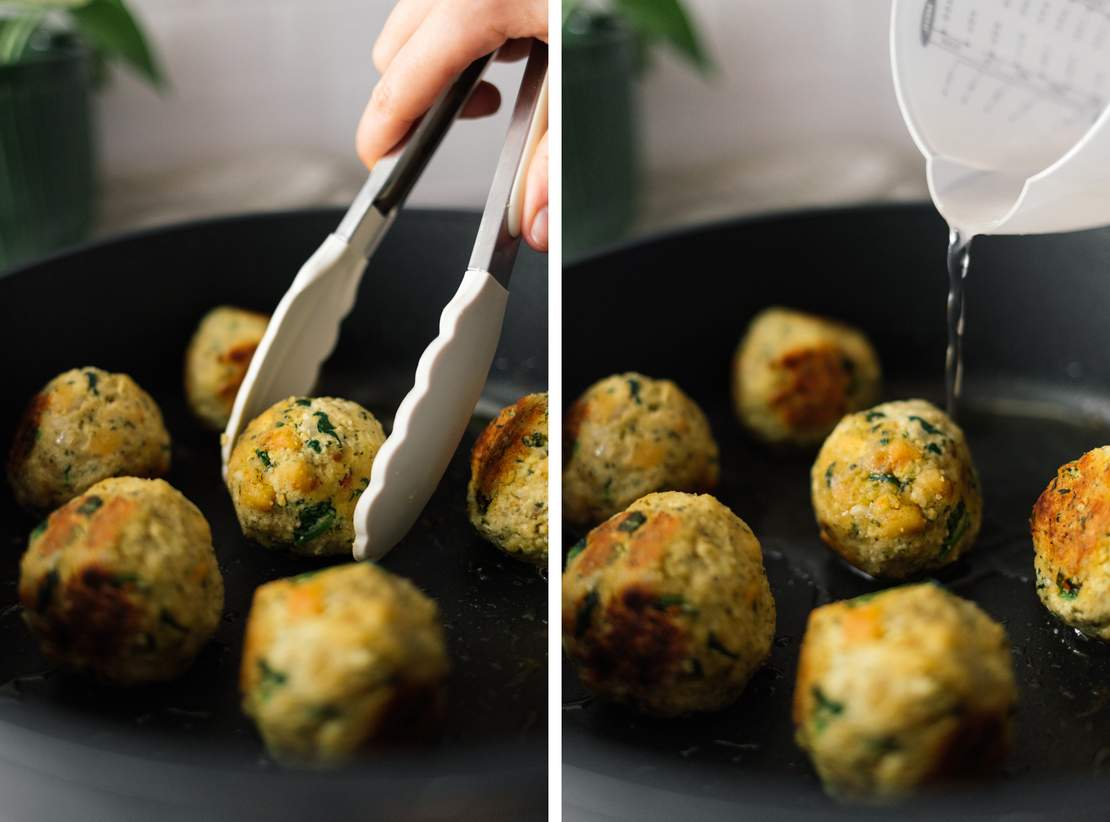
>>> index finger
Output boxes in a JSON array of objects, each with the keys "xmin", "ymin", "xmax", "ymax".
[{"xmin": 356, "ymin": 0, "xmax": 547, "ymax": 169}]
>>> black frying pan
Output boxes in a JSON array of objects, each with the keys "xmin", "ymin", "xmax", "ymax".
[
  {"xmin": 0, "ymin": 209, "xmax": 547, "ymax": 822},
  {"xmin": 562, "ymin": 204, "xmax": 1110, "ymax": 821}
]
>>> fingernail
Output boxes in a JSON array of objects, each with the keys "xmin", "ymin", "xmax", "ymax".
[{"xmin": 529, "ymin": 207, "xmax": 548, "ymax": 250}]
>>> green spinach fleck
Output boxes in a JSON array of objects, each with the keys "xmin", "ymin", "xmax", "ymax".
[
  {"xmin": 618, "ymin": 511, "xmax": 647, "ymax": 533},
  {"xmin": 925, "ymin": 442, "xmax": 943, "ymax": 455},
  {"xmin": 940, "ymin": 500, "xmax": 968, "ymax": 556},
  {"xmin": 306, "ymin": 439, "xmax": 322, "ymax": 453},
  {"xmin": 522, "ymin": 431, "xmax": 547, "ymax": 448},
  {"xmin": 257, "ymin": 658, "xmax": 288, "ymax": 701},
  {"xmin": 575, "ymin": 589, "xmax": 599, "ymax": 637},
  {"xmin": 865, "ymin": 411, "xmax": 885, "ymax": 422},
  {"xmin": 85, "ymin": 370, "xmax": 99, "ymax": 395},
  {"xmin": 313, "ymin": 411, "xmax": 341, "ymax": 443},
  {"xmin": 348, "ymin": 476, "xmax": 370, "ymax": 501},
  {"xmin": 909, "ymin": 415, "xmax": 940, "ymax": 435},
  {"xmin": 654, "ymin": 594, "xmax": 696, "ymax": 615},
  {"xmin": 255, "ymin": 449, "xmax": 272, "ymax": 468},
  {"xmin": 868, "ymin": 473, "xmax": 902, "ymax": 489},
  {"xmin": 811, "ymin": 686, "xmax": 845, "ymax": 733},
  {"xmin": 294, "ymin": 501, "xmax": 337, "ymax": 544},
  {"xmin": 1057, "ymin": 571, "xmax": 1081, "ymax": 600},
  {"xmin": 77, "ymin": 495, "xmax": 103, "ymax": 516},
  {"xmin": 707, "ymin": 632, "xmax": 739, "ymax": 660},
  {"xmin": 825, "ymin": 463, "xmax": 836, "ymax": 488},
  {"xmin": 295, "ymin": 398, "xmax": 312, "ymax": 407},
  {"xmin": 627, "ymin": 378, "xmax": 642, "ymax": 404},
  {"xmin": 565, "ymin": 538, "xmax": 587, "ymax": 568}
]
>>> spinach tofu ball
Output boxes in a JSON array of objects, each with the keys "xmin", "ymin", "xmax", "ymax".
[
  {"xmin": 563, "ymin": 373, "xmax": 719, "ymax": 526},
  {"xmin": 811, "ymin": 399, "xmax": 981, "ymax": 579},
  {"xmin": 794, "ymin": 584, "xmax": 1016, "ymax": 802},
  {"xmin": 467, "ymin": 392, "xmax": 548, "ymax": 568},
  {"xmin": 184, "ymin": 305, "xmax": 269, "ymax": 430},
  {"xmin": 733, "ymin": 307, "xmax": 881, "ymax": 446},
  {"xmin": 241, "ymin": 562, "xmax": 449, "ymax": 765},
  {"xmin": 7, "ymin": 367, "xmax": 171, "ymax": 514},
  {"xmin": 563, "ymin": 492, "xmax": 775, "ymax": 716},
  {"xmin": 1031, "ymin": 446, "xmax": 1110, "ymax": 640},
  {"xmin": 226, "ymin": 397, "xmax": 386, "ymax": 556},
  {"xmin": 19, "ymin": 477, "xmax": 224, "ymax": 685}
]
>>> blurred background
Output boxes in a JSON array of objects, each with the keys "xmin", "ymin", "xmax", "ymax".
[
  {"xmin": 0, "ymin": 0, "xmax": 526, "ymax": 271},
  {"xmin": 564, "ymin": 0, "xmax": 928, "ymax": 257}
]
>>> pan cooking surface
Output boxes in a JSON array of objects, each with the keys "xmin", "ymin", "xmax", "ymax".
[
  {"xmin": 563, "ymin": 205, "xmax": 1110, "ymax": 819},
  {"xmin": 0, "ymin": 209, "xmax": 546, "ymax": 820}
]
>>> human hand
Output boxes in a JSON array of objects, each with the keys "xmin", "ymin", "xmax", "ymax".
[{"xmin": 357, "ymin": 0, "xmax": 549, "ymax": 251}]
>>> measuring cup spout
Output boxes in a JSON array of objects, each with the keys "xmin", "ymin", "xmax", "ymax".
[{"xmin": 891, "ymin": 0, "xmax": 1110, "ymax": 236}]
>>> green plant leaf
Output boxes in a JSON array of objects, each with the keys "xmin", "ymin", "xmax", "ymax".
[
  {"xmin": 1, "ymin": 1, "xmax": 90, "ymax": 8},
  {"xmin": 69, "ymin": 0, "xmax": 163, "ymax": 88},
  {"xmin": 612, "ymin": 0, "xmax": 711, "ymax": 72},
  {"xmin": 0, "ymin": 11, "xmax": 44, "ymax": 64},
  {"xmin": 562, "ymin": 0, "xmax": 582, "ymax": 24}
]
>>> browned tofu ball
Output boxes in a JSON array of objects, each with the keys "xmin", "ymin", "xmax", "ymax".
[
  {"xmin": 1031, "ymin": 445, "xmax": 1110, "ymax": 640},
  {"xmin": 7, "ymin": 367, "xmax": 171, "ymax": 514},
  {"xmin": 563, "ymin": 374, "xmax": 719, "ymax": 527},
  {"xmin": 733, "ymin": 307, "xmax": 881, "ymax": 446},
  {"xmin": 794, "ymin": 584, "xmax": 1016, "ymax": 802},
  {"xmin": 185, "ymin": 306, "xmax": 269, "ymax": 430},
  {"xmin": 19, "ymin": 477, "xmax": 224, "ymax": 685},
  {"xmin": 811, "ymin": 400, "xmax": 981, "ymax": 579},
  {"xmin": 563, "ymin": 492, "xmax": 775, "ymax": 716},
  {"xmin": 241, "ymin": 562, "xmax": 449, "ymax": 765},
  {"xmin": 467, "ymin": 392, "xmax": 548, "ymax": 567}
]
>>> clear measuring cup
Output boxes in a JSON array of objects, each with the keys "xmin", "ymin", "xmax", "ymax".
[{"xmin": 891, "ymin": 0, "xmax": 1110, "ymax": 236}]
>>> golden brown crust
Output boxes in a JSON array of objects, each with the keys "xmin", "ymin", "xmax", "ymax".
[
  {"xmin": 767, "ymin": 343, "xmax": 853, "ymax": 431},
  {"xmin": 1030, "ymin": 446, "xmax": 1110, "ymax": 639},
  {"xmin": 466, "ymin": 393, "xmax": 548, "ymax": 566},
  {"xmin": 1031, "ymin": 449, "xmax": 1109, "ymax": 577},
  {"xmin": 733, "ymin": 307, "xmax": 881, "ymax": 446},
  {"xmin": 216, "ymin": 340, "xmax": 261, "ymax": 404},
  {"xmin": 470, "ymin": 393, "xmax": 546, "ymax": 505},
  {"xmin": 577, "ymin": 581, "xmax": 689, "ymax": 691}
]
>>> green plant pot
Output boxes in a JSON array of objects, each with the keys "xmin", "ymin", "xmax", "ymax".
[
  {"xmin": 0, "ymin": 43, "xmax": 95, "ymax": 272},
  {"xmin": 563, "ymin": 15, "xmax": 639, "ymax": 260}
]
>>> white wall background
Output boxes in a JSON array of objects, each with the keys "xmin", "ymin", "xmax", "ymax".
[
  {"xmin": 629, "ymin": 0, "xmax": 928, "ymax": 231},
  {"xmin": 96, "ymin": 0, "xmax": 927, "ymax": 234},
  {"xmin": 95, "ymin": 0, "xmax": 524, "ymax": 232}
]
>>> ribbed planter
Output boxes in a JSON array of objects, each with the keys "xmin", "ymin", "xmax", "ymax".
[
  {"xmin": 0, "ymin": 45, "xmax": 95, "ymax": 272},
  {"xmin": 563, "ymin": 17, "xmax": 638, "ymax": 259}
]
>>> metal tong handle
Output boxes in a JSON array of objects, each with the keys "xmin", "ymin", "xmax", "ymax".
[
  {"xmin": 469, "ymin": 41, "xmax": 549, "ymax": 287},
  {"xmin": 337, "ymin": 53, "xmax": 493, "ymax": 255}
]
